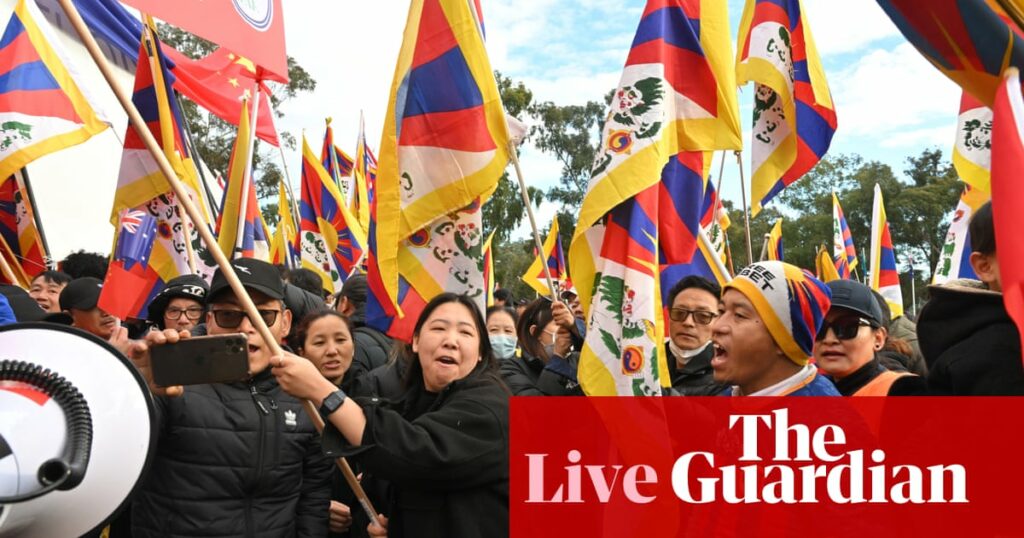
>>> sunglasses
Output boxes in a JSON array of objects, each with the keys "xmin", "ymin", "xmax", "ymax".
[
  {"xmin": 210, "ymin": 309, "xmax": 281, "ymax": 329},
  {"xmin": 669, "ymin": 308, "xmax": 718, "ymax": 326},
  {"xmin": 815, "ymin": 317, "xmax": 873, "ymax": 342},
  {"xmin": 165, "ymin": 306, "xmax": 204, "ymax": 321}
]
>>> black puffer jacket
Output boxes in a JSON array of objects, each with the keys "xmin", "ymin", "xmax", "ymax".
[
  {"xmin": 132, "ymin": 368, "xmax": 333, "ymax": 538},
  {"xmin": 324, "ymin": 369, "xmax": 509, "ymax": 538},
  {"xmin": 919, "ymin": 280, "xmax": 1024, "ymax": 395}
]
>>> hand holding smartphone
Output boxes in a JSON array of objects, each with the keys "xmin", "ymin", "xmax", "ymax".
[{"xmin": 150, "ymin": 333, "xmax": 250, "ymax": 387}]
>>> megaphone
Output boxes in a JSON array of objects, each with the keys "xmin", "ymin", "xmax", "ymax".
[{"xmin": 0, "ymin": 323, "xmax": 156, "ymax": 537}]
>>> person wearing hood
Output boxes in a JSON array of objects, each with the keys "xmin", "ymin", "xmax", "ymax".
[
  {"xmin": 664, "ymin": 275, "xmax": 726, "ymax": 395},
  {"xmin": 711, "ymin": 261, "xmax": 840, "ymax": 396},
  {"xmin": 814, "ymin": 280, "xmax": 925, "ymax": 396},
  {"xmin": 145, "ymin": 274, "xmax": 209, "ymax": 332},
  {"xmin": 919, "ymin": 201, "xmax": 1024, "ymax": 395}
]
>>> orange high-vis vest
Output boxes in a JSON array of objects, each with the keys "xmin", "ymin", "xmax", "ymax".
[{"xmin": 853, "ymin": 370, "xmax": 913, "ymax": 396}]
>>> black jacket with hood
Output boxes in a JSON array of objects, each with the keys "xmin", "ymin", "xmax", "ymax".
[
  {"xmin": 131, "ymin": 367, "xmax": 333, "ymax": 538},
  {"xmin": 918, "ymin": 279, "xmax": 1024, "ymax": 395}
]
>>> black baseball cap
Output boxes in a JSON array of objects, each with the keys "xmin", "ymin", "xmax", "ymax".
[
  {"xmin": 208, "ymin": 258, "xmax": 285, "ymax": 304},
  {"xmin": 826, "ymin": 280, "xmax": 884, "ymax": 327},
  {"xmin": 59, "ymin": 277, "xmax": 103, "ymax": 311}
]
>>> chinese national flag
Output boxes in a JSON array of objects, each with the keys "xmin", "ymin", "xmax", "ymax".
[
  {"xmin": 166, "ymin": 47, "xmax": 280, "ymax": 146},
  {"xmin": 120, "ymin": 0, "xmax": 288, "ymax": 83},
  {"xmin": 991, "ymin": 67, "xmax": 1024, "ymax": 362}
]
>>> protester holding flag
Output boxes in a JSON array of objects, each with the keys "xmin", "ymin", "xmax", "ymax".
[
  {"xmin": 501, "ymin": 298, "xmax": 581, "ymax": 396},
  {"xmin": 272, "ymin": 292, "xmax": 510, "ymax": 538},
  {"xmin": 127, "ymin": 258, "xmax": 333, "ymax": 538},
  {"xmin": 919, "ymin": 202, "xmax": 1024, "ymax": 395},
  {"xmin": 814, "ymin": 280, "xmax": 923, "ymax": 396},
  {"xmin": 712, "ymin": 261, "xmax": 839, "ymax": 396}
]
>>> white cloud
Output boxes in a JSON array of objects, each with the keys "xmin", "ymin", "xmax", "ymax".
[
  {"xmin": 802, "ymin": 0, "xmax": 901, "ymax": 57},
  {"xmin": 878, "ymin": 126, "xmax": 951, "ymax": 149},
  {"xmin": 830, "ymin": 43, "xmax": 960, "ymax": 138}
]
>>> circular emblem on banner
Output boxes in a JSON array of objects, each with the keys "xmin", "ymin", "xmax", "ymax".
[
  {"xmin": 232, "ymin": 0, "xmax": 274, "ymax": 31},
  {"xmin": 607, "ymin": 130, "xmax": 632, "ymax": 154},
  {"xmin": 408, "ymin": 229, "xmax": 431, "ymax": 248},
  {"xmin": 621, "ymin": 346, "xmax": 644, "ymax": 375}
]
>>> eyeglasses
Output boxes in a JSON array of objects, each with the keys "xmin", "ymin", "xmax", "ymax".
[
  {"xmin": 210, "ymin": 309, "xmax": 280, "ymax": 329},
  {"xmin": 815, "ymin": 317, "xmax": 873, "ymax": 342},
  {"xmin": 165, "ymin": 306, "xmax": 204, "ymax": 321},
  {"xmin": 669, "ymin": 308, "xmax": 718, "ymax": 325}
]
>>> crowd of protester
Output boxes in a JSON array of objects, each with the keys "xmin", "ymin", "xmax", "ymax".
[{"xmin": 0, "ymin": 201, "xmax": 1020, "ymax": 537}]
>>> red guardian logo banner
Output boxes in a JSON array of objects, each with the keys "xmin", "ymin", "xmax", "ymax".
[{"xmin": 510, "ymin": 397, "xmax": 1024, "ymax": 537}]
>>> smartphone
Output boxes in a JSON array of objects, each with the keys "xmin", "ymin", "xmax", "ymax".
[{"xmin": 150, "ymin": 334, "xmax": 250, "ymax": 386}]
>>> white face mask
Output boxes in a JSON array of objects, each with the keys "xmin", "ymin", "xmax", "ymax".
[{"xmin": 489, "ymin": 334, "xmax": 517, "ymax": 359}]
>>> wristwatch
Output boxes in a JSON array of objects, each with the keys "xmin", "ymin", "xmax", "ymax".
[{"xmin": 319, "ymin": 389, "xmax": 347, "ymax": 419}]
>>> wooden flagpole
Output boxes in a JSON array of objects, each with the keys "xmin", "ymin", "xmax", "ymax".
[
  {"xmin": 734, "ymin": 150, "xmax": 754, "ymax": 266},
  {"xmin": 56, "ymin": 0, "xmax": 380, "ymax": 525},
  {"xmin": 17, "ymin": 167, "xmax": 53, "ymax": 269},
  {"xmin": 508, "ymin": 141, "xmax": 559, "ymax": 301}
]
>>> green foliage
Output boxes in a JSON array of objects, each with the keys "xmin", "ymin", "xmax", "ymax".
[
  {"xmin": 156, "ymin": 24, "xmax": 316, "ymax": 225},
  {"xmin": 528, "ymin": 99, "xmax": 606, "ymax": 209}
]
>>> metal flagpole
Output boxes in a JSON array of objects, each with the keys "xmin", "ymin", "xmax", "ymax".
[
  {"xmin": 57, "ymin": 0, "xmax": 380, "ymax": 525},
  {"xmin": 759, "ymin": 234, "xmax": 770, "ymax": 262},
  {"xmin": 734, "ymin": 150, "xmax": 754, "ymax": 266},
  {"xmin": 508, "ymin": 141, "xmax": 559, "ymax": 300},
  {"xmin": 17, "ymin": 167, "xmax": 53, "ymax": 269}
]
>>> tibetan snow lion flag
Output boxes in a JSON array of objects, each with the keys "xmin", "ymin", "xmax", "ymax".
[
  {"xmin": 0, "ymin": 170, "xmax": 48, "ymax": 282},
  {"xmin": 569, "ymin": 0, "xmax": 741, "ymax": 396},
  {"xmin": 953, "ymin": 91, "xmax": 993, "ymax": 194},
  {"xmin": 372, "ymin": 0, "xmax": 511, "ymax": 325},
  {"xmin": 119, "ymin": 0, "xmax": 289, "ymax": 83},
  {"xmin": 832, "ymin": 192, "xmax": 858, "ymax": 278},
  {"xmin": 737, "ymin": 0, "xmax": 837, "ymax": 215},
  {"xmin": 297, "ymin": 135, "xmax": 366, "ymax": 294},
  {"xmin": 216, "ymin": 99, "xmax": 270, "ymax": 261},
  {"xmin": 522, "ymin": 215, "xmax": 568, "ymax": 296},
  {"xmin": 766, "ymin": 218, "xmax": 784, "ymax": 261},
  {"xmin": 870, "ymin": 184, "xmax": 904, "ymax": 318},
  {"xmin": 0, "ymin": 0, "xmax": 109, "ymax": 182},
  {"xmin": 876, "ymin": 0, "xmax": 1024, "ymax": 107},
  {"xmin": 932, "ymin": 184, "xmax": 985, "ymax": 285}
]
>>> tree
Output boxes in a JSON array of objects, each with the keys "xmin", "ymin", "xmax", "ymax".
[
  {"xmin": 528, "ymin": 99, "xmax": 606, "ymax": 212},
  {"xmin": 483, "ymin": 72, "xmax": 544, "ymax": 244},
  {"xmin": 156, "ymin": 25, "xmax": 316, "ymax": 226}
]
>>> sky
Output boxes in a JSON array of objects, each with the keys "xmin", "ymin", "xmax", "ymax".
[
  {"xmin": 12, "ymin": 0, "xmax": 962, "ymax": 261},
  {"xmin": 275, "ymin": 0, "xmax": 962, "ymax": 240}
]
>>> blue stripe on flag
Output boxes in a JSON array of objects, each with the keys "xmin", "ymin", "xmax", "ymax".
[
  {"xmin": 0, "ymin": 15, "xmax": 24, "ymax": 50},
  {"xmin": 0, "ymin": 61, "xmax": 60, "ymax": 93},
  {"xmin": 795, "ymin": 100, "xmax": 835, "ymax": 158},
  {"xmin": 403, "ymin": 47, "xmax": 484, "ymax": 116},
  {"xmin": 631, "ymin": 7, "xmax": 702, "ymax": 54}
]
